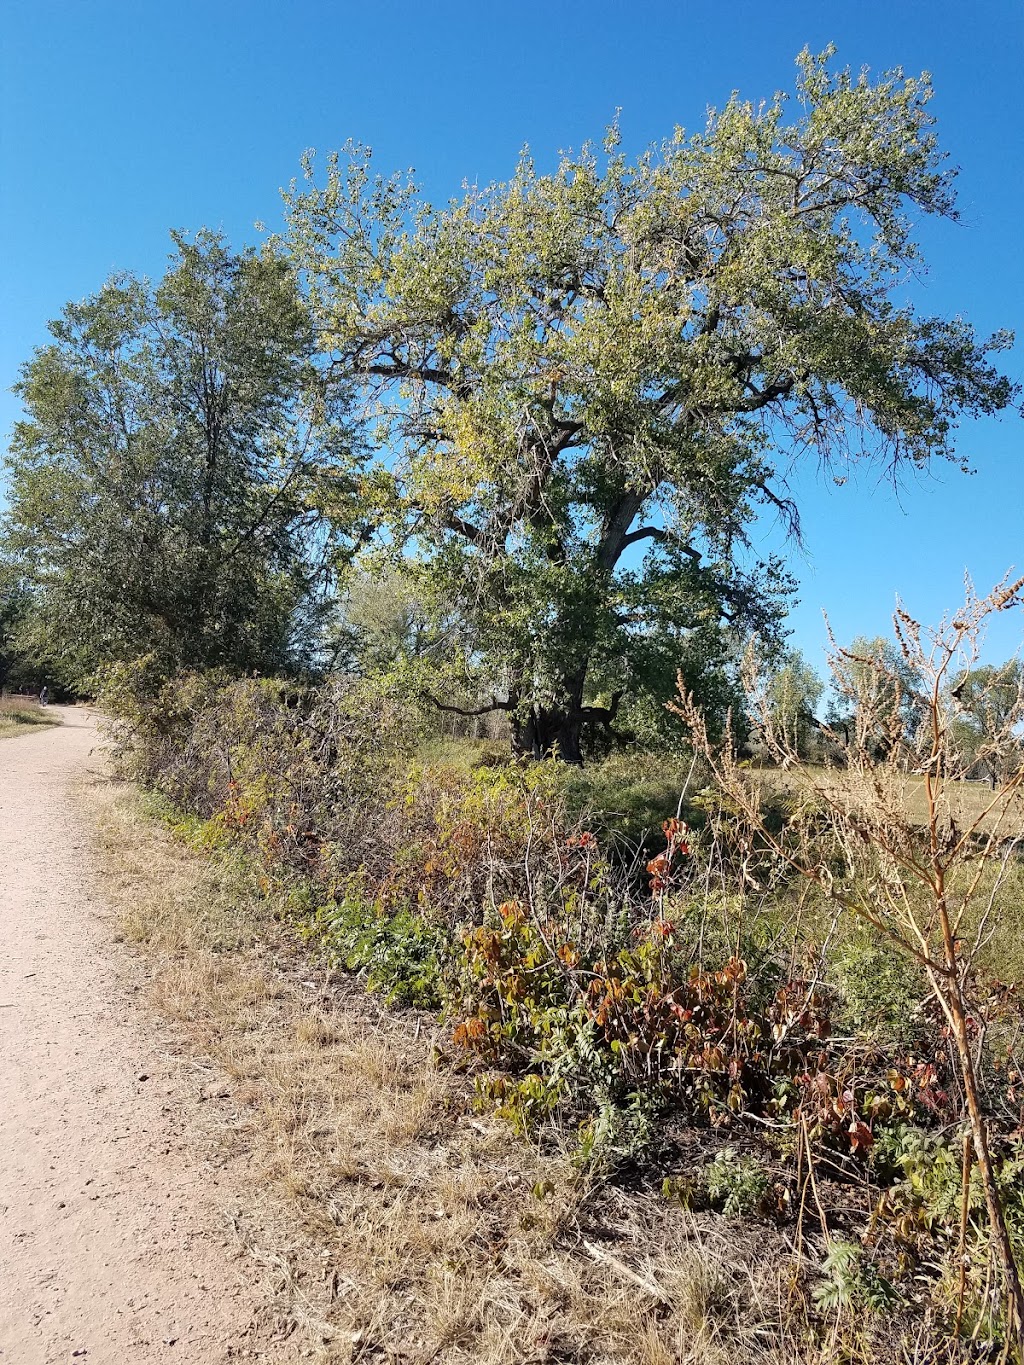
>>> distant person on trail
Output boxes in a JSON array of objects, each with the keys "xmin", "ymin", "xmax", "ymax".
[{"xmin": 38, "ymin": 685, "xmax": 48, "ymax": 706}]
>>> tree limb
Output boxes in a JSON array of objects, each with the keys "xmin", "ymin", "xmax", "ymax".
[
  {"xmin": 620, "ymin": 525, "xmax": 668, "ymax": 551},
  {"xmin": 575, "ymin": 689, "xmax": 625, "ymax": 726},
  {"xmin": 421, "ymin": 691, "xmax": 513, "ymax": 716}
]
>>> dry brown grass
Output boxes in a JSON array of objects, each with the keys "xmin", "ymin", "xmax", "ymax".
[
  {"xmin": 0, "ymin": 696, "xmax": 61, "ymax": 739},
  {"xmin": 753, "ymin": 763, "xmax": 1023, "ymax": 836},
  {"xmin": 82, "ymin": 777, "xmax": 963, "ymax": 1365}
]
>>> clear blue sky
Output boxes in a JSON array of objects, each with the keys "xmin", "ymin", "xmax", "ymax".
[{"xmin": 2, "ymin": 0, "xmax": 1022, "ymax": 677}]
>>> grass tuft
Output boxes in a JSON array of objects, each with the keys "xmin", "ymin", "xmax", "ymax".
[{"xmin": 0, "ymin": 696, "xmax": 61, "ymax": 739}]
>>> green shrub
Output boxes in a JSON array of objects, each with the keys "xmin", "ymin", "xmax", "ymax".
[
  {"xmin": 702, "ymin": 1147, "xmax": 772, "ymax": 1217},
  {"xmin": 814, "ymin": 1241, "xmax": 899, "ymax": 1312},
  {"xmin": 832, "ymin": 930, "xmax": 926, "ymax": 1048},
  {"xmin": 317, "ymin": 893, "xmax": 449, "ymax": 1009}
]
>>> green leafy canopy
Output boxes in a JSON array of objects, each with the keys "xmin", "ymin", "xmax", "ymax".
[
  {"xmin": 281, "ymin": 46, "xmax": 1017, "ymax": 757},
  {"xmin": 2, "ymin": 230, "xmax": 356, "ymax": 688}
]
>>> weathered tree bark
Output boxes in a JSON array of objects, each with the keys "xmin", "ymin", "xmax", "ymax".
[
  {"xmin": 425, "ymin": 675, "xmax": 623, "ymax": 765},
  {"xmin": 508, "ymin": 678, "xmax": 624, "ymax": 765},
  {"xmin": 510, "ymin": 703, "xmax": 584, "ymax": 764}
]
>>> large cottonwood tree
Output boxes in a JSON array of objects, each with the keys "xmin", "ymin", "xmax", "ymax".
[{"xmin": 284, "ymin": 48, "xmax": 1015, "ymax": 760}]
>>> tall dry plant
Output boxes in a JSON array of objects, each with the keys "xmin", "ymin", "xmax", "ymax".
[{"xmin": 671, "ymin": 575, "xmax": 1024, "ymax": 1351}]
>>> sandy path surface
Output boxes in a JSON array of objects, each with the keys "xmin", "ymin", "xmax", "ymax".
[{"xmin": 0, "ymin": 709, "xmax": 302, "ymax": 1364}]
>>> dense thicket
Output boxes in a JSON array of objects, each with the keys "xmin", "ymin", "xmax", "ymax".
[{"xmin": 101, "ymin": 604, "xmax": 1024, "ymax": 1354}]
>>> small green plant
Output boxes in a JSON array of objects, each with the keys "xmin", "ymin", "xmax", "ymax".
[
  {"xmin": 832, "ymin": 931, "xmax": 925, "ymax": 1048},
  {"xmin": 814, "ymin": 1241, "xmax": 899, "ymax": 1312},
  {"xmin": 702, "ymin": 1147, "xmax": 771, "ymax": 1217},
  {"xmin": 575, "ymin": 1091, "xmax": 659, "ymax": 1169},
  {"xmin": 875, "ymin": 1128, "xmax": 967, "ymax": 1231},
  {"xmin": 319, "ymin": 894, "xmax": 450, "ymax": 1009}
]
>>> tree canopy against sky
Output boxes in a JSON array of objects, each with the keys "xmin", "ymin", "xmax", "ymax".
[
  {"xmin": 4, "ymin": 5, "xmax": 1024, "ymax": 679},
  {"xmin": 764, "ymin": 648, "xmax": 825, "ymax": 759},
  {"xmin": 1, "ymin": 231, "xmax": 351, "ymax": 688},
  {"xmin": 283, "ymin": 48, "xmax": 1017, "ymax": 759},
  {"xmin": 825, "ymin": 633, "xmax": 923, "ymax": 753}
]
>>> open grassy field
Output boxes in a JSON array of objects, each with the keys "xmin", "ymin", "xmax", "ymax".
[
  {"xmin": 749, "ymin": 761, "xmax": 1024, "ymax": 837},
  {"xmin": 0, "ymin": 696, "xmax": 61, "ymax": 740}
]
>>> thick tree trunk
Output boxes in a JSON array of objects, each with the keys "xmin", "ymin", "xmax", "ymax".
[
  {"xmin": 511, "ymin": 703, "xmax": 585, "ymax": 764},
  {"xmin": 426, "ymin": 666, "xmax": 622, "ymax": 766},
  {"xmin": 508, "ymin": 667, "xmax": 622, "ymax": 765}
]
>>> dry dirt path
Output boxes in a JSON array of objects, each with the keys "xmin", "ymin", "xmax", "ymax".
[{"xmin": 0, "ymin": 709, "xmax": 303, "ymax": 1365}]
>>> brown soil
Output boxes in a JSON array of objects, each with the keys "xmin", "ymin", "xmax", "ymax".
[{"xmin": 0, "ymin": 707, "xmax": 304, "ymax": 1364}]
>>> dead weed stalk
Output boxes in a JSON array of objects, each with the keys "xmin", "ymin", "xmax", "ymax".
[{"xmin": 671, "ymin": 574, "xmax": 1024, "ymax": 1352}]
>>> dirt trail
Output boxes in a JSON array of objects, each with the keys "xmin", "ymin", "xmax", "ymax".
[{"xmin": 0, "ymin": 709, "xmax": 302, "ymax": 1364}]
